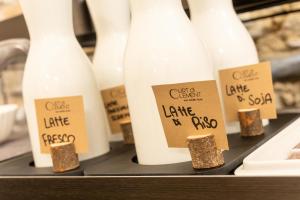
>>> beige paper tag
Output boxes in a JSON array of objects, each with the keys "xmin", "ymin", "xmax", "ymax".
[
  {"xmin": 101, "ymin": 85, "xmax": 130, "ymax": 134},
  {"xmin": 152, "ymin": 80, "xmax": 228, "ymax": 149},
  {"xmin": 35, "ymin": 96, "xmax": 89, "ymax": 154},
  {"xmin": 219, "ymin": 62, "xmax": 277, "ymax": 122}
]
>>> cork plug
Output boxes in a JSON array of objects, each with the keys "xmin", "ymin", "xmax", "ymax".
[
  {"xmin": 187, "ymin": 134, "xmax": 224, "ymax": 169},
  {"xmin": 238, "ymin": 108, "xmax": 264, "ymax": 137},
  {"xmin": 120, "ymin": 120, "xmax": 134, "ymax": 144},
  {"xmin": 50, "ymin": 142, "xmax": 79, "ymax": 173}
]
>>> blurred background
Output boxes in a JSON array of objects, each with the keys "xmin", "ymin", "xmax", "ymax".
[{"xmin": 0, "ymin": 0, "xmax": 300, "ymax": 159}]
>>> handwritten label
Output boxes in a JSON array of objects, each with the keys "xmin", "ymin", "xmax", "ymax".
[
  {"xmin": 101, "ymin": 85, "xmax": 130, "ymax": 134},
  {"xmin": 152, "ymin": 80, "xmax": 228, "ymax": 149},
  {"xmin": 35, "ymin": 96, "xmax": 89, "ymax": 154},
  {"xmin": 219, "ymin": 62, "xmax": 277, "ymax": 122}
]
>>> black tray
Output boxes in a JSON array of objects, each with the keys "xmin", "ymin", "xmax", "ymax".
[
  {"xmin": 84, "ymin": 113, "xmax": 299, "ymax": 176},
  {"xmin": 0, "ymin": 142, "xmax": 131, "ymax": 176},
  {"xmin": 0, "ymin": 114, "xmax": 298, "ymax": 176},
  {"xmin": 0, "ymin": 153, "xmax": 83, "ymax": 176}
]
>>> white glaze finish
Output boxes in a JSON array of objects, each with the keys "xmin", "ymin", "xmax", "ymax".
[
  {"xmin": 188, "ymin": 0, "xmax": 268, "ymax": 133},
  {"xmin": 87, "ymin": 0, "xmax": 130, "ymax": 141},
  {"xmin": 125, "ymin": 0, "xmax": 214, "ymax": 165},
  {"xmin": 20, "ymin": 0, "xmax": 109, "ymax": 167}
]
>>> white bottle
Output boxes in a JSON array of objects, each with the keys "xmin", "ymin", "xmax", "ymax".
[
  {"xmin": 86, "ymin": 0, "xmax": 130, "ymax": 141},
  {"xmin": 188, "ymin": 0, "xmax": 269, "ymax": 134},
  {"xmin": 20, "ymin": 0, "xmax": 109, "ymax": 167},
  {"xmin": 125, "ymin": 0, "xmax": 214, "ymax": 165}
]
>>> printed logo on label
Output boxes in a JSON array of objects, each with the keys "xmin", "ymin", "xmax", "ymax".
[
  {"xmin": 35, "ymin": 96, "xmax": 89, "ymax": 154},
  {"xmin": 169, "ymin": 87, "xmax": 202, "ymax": 101},
  {"xmin": 232, "ymin": 69, "xmax": 259, "ymax": 81}
]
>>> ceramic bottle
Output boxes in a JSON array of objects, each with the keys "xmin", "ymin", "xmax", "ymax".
[
  {"xmin": 124, "ymin": 0, "xmax": 214, "ymax": 165},
  {"xmin": 188, "ymin": 0, "xmax": 269, "ymax": 133},
  {"xmin": 20, "ymin": 0, "xmax": 109, "ymax": 167},
  {"xmin": 86, "ymin": 0, "xmax": 130, "ymax": 141}
]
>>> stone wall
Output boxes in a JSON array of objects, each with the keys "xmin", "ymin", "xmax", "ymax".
[{"xmin": 240, "ymin": 2, "xmax": 300, "ymax": 61}]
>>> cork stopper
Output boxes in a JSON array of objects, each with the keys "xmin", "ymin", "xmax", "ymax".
[
  {"xmin": 120, "ymin": 120, "xmax": 134, "ymax": 144},
  {"xmin": 187, "ymin": 134, "xmax": 224, "ymax": 169},
  {"xmin": 50, "ymin": 142, "xmax": 79, "ymax": 173},
  {"xmin": 238, "ymin": 108, "xmax": 264, "ymax": 137}
]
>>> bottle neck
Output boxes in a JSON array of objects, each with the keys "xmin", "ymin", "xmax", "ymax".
[
  {"xmin": 188, "ymin": 0, "xmax": 235, "ymax": 15},
  {"xmin": 87, "ymin": 0, "xmax": 130, "ymax": 38},
  {"xmin": 19, "ymin": 0, "xmax": 75, "ymax": 40},
  {"xmin": 130, "ymin": 0, "xmax": 185, "ymax": 19}
]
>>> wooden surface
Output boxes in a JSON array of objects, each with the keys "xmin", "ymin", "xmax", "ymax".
[{"xmin": 1, "ymin": 176, "xmax": 300, "ymax": 200}]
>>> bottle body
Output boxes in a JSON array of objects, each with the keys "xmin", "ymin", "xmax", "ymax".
[
  {"xmin": 20, "ymin": 0, "xmax": 109, "ymax": 167},
  {"xmin": 125, "ymin": 0, "xmax": 214, "ymax": 165},
  {"xmin": 188, "ymin": 0, "xmax": 268, "ymax": 134},
  {"xmin": 87, "ymin": 0, "xmax": 130, "ymax": 141}
]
